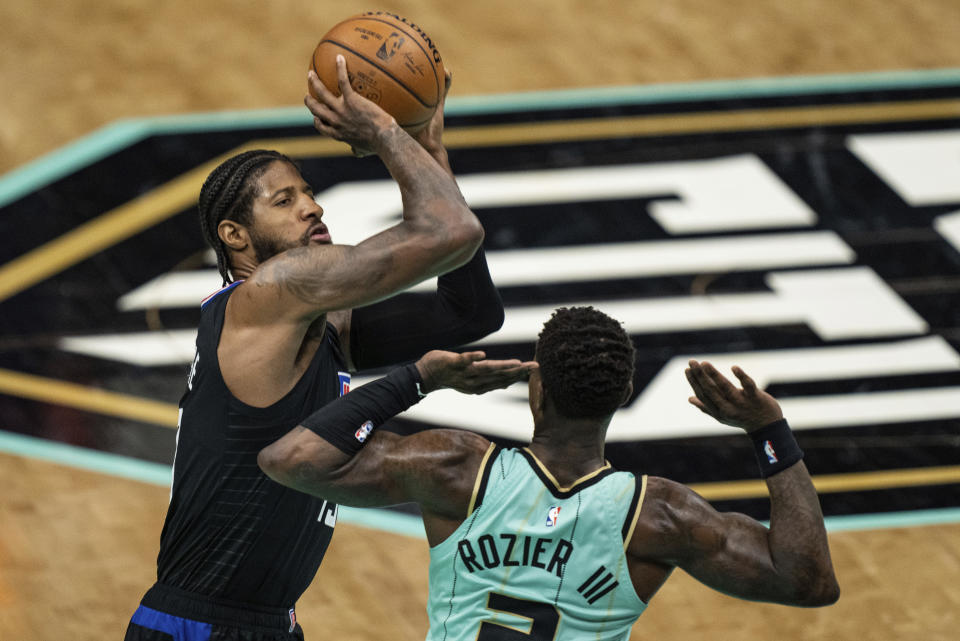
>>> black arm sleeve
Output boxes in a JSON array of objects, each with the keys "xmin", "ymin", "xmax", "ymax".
[
  {"xmin": 349, "ymin": 246, "xmax": 505, "ymax": 370},
  {"xmin": 301, "ymin": 364, "xmax": 424, "ymax": 455}
]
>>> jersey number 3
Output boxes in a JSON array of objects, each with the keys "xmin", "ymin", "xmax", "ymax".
[{"xmin": 477, "ymin": 592, "xmax": 559, "ymax": 640}]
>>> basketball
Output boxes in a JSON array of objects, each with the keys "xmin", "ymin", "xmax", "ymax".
[{"xmin": 310, "ymin": 11, "xmax": 445, "ymax": 131}]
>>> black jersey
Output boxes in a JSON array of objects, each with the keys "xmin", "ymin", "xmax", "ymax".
[{"xmin": 155, "ymin": 282, "xmax": 350, "ymax": 607}]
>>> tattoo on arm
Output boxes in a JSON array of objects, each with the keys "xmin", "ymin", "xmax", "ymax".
[{"xmin": 256, "ymin": 245, "xmax": 393, "ymax": 308}]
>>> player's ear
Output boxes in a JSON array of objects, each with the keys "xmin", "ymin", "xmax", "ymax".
[
  {"xmin": 620, "ymin": 380, "xmax": 634, "ymax": 407},
  {"xmin": 528, "ymin": 368, "xmax": 546, "ymax": 417},
  {"xmin": 218, "ymin": 219, "xmax": 249, "ymax": 251}
]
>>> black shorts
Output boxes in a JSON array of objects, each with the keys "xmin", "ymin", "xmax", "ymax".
[{"xmin": 124, "ymin": 583, "xmax": 304, "ymax": 641}]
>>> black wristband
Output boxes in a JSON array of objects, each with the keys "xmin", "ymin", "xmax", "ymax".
[
  {"xmin": 301, "ymin": 364, "xmax": 425, "ymax": 456},
  {"xmin": 750, "ymin": 418, "xmax": 803, "ymax": 478}
]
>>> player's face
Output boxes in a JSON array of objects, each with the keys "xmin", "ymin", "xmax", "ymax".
[{"xmin": 247, "ymin": 160, "xmax": 331, "ymax": 262}]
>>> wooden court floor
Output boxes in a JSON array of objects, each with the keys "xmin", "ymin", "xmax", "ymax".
[
  {"xmin": 3, "ymin": 452, "xmax": 959, "ymax": 640},
  {"xmin": 3, "ymin": 1, "xmax": 960, "ymax": 639}
]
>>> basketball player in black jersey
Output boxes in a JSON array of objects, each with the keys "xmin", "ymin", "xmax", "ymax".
[{"xmin": 124, "ymin": 56, "xmax": 524, "ymax": 641}]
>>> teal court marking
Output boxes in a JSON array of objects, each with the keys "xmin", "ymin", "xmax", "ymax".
[
  {"xmin": 0, "ymin": 429, "xmax": 426, "ymax": 539},
  {"xmin": 2, "ymin": 67, "xmax": 960, "ymax": 209},
  {"xmin": 4, "ymin": 429, "xmax": 959, "ymax": 539},
  {"xmin": 4, "ymin": 69, "xmax": 960, "ymax": 538}
]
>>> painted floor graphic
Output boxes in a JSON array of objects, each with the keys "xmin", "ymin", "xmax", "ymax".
[{"xmin": 1, "ymin": 73, "xmax": 959, "ymax": 520}]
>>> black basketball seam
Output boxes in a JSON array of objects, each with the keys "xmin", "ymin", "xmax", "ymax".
[
  {"xmin": 318, "ymin": 39, "xmax": 436, "ymax": 113},
  {"xmin": 351, "ymin": 16, "xmax": 442, "ymax": 96},
  {"xmin": 312, "ymin": 43, "xmax": 431, "ymax": 130}
]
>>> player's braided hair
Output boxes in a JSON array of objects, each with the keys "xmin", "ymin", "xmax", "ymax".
[
  {"xmin": 536, "ymin": 306, "xmax": 636, "ymax": 419},
  {"xmin": 198, "ymin": 149, "xmax": 295, "ymax": 284}
]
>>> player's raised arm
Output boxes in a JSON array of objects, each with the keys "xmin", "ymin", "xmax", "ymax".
[
  {"xmin": 229, "ymin": 56, "xmax": 482, "ymax": 327},
  {"xmin": 628, "ymin": 362, "xmax": 840, "ymax": 607},
  {"xmin": 337, "ymin": 70, "xmax": 506, "ymax": 370}
]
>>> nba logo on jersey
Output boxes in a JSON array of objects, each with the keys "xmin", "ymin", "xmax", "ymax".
[
  {"xmin": 355, "ymin": 420, "xmax": 374, "ymax": 443},
  {"xmin": 288, "ymin": 608, "xmax": 296, "ymax": 633},
  {"xmin": 338, "ymin": 371, "xmax": 351, "ymax": 397},
  {"xmin": 763, "ymin": 440, "xmax": 778, "ymax": 464},
  {"xmin": 546, "ymin": 506, "xmax": 561, "ymax": 527}
]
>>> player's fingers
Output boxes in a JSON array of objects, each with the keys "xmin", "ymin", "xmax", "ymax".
[
  {"xmin": 699, "ymin": 361, "xmax": 738, "ymax": 400},
  {"xmin": 468, "ymin": 362, "xmax": 532, "ymax": 383},
  {"xmin": 688, "ymin": 396, "xmax": 712, "ymax": 415},
  {"xmin": 335, "ymin": 55, "xmax": 353, "ymax": 97},
  {"xmin": 684, "ymin": 364, "xmax": 706, "ymax": 397},
  {"xmin": 496, "ymin": 363, "xmax": 537, "ymax": 377},
  {"xmin": 731, "ymin": 366, "xmax": 758, "ymax": 394},
  {"xmin": 479, "ymin": 367, "xmax": 532, "ymax": 391},
  {"xmin": 305, "ymin": 96, "xmax": 337, "ymax": 122},
  {"xmin": 685, "ymin": 364, "xmax": 725, "ymax": 415},
  {"xmin": 442, "ymin": 70, "xmax": 452, "ymax": 96},
  {"xmin": 470, "ymin": 358, "xmax": 522, "ymax": 369},
  {"xmin": 688, "ymin": 361, "xmax": 722, "ymax": 399},
  {"xmin": 311, "ymin": 115, "xmax": 337, "ymax": 138},
  {"xmin": 307, "ymin": 70, "xmax": 335, "ymax": 104},
  {"xmin": 507, "ymin": 361, "xmax": 539, "ymax": 381},
  {"xmin": 455, "ymin": 352, "xmax": 487, "ymax": 369}
]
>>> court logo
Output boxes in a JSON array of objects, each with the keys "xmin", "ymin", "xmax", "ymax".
[{"xmin": 1, "ymin": 71, "xmax": 957, "ymax": 519}]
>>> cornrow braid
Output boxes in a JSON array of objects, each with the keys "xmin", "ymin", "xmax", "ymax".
[
  {"xmin": 197, "ymin": 149, "xmax": 296, "ymax": 284},
  {"xmin": 536, "ymin": 306, "xmax": 636, "ymax": 419}
]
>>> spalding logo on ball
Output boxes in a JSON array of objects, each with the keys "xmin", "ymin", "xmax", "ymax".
[{"xmin": 310, "ymin": 11, "xmax": 445, "ymax": 132}]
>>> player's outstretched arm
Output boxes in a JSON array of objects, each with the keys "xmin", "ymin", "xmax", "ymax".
[
  {"xmin": 257, "ymin": 352, "xmax": 535, "ymax": 529},
  {"xmin": 628, "ymin": 362, "xmax": 839, "ymax": 607}
]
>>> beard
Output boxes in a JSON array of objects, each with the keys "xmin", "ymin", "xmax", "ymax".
[{"xmin": 248, "ymin": 227, "xmax": 304, "ymax": 263}]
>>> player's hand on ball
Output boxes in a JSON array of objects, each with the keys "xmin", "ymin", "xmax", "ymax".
[
  {"xmin": 416, "ymin": 350, "xmax": 538, "ymax": 395},
  {"xmin": 684, "ymin": 360, "xmax": 783, "ymax": 432},
  {"xmin": 410, "ymin": 69, "xmax": 452, "ymax": 155},
  {"xmin": 305, "ymin": 55, "xmax": 396, "ymax": 153}
]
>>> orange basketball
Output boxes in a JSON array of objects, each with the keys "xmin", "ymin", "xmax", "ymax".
[{"xmin": 309, "ymin": 11, "xmax": 445, "ymax": 131}]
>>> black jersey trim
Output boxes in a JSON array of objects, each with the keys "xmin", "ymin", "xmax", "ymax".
[
  {"xmin": 622, "ymin": 474, "xmax": 648, "ymax": 549},
  {"xmin": 519, "ymin": 447, "xmax": 617, "ymax": 499},
  {"xmin": 466, "ymin": 442, "xmax": 500, "ymax": 516}
]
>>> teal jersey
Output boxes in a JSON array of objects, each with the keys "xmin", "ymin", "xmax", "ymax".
[{"xmin": 426, "ymin": 445, "xmax": 648, "ymax": 641}]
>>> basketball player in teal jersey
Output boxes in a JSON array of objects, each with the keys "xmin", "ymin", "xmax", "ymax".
[{"xmin": 259, "ymin": 306, "xmax": 840, "ymax": 640}]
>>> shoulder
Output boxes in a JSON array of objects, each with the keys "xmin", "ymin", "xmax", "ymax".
[
  {"xmin": 382, "ymin": 429, "xmax": 494, "ymax": 521},
  {"xmin": 388, "ymin": 428, "xmax": 493, "ymax": 468},
  {"xmin": 627, "ymin": 476, "xmax": 724, "ymax": 562},
  {"xmin": 637, "ymin": 475, "xmax": 713, "ymax": 527}
]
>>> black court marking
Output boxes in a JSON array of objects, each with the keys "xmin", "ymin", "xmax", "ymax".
[{"xmin": 1, "ymin": 76, "xmax": 959, "ymax": 521}]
